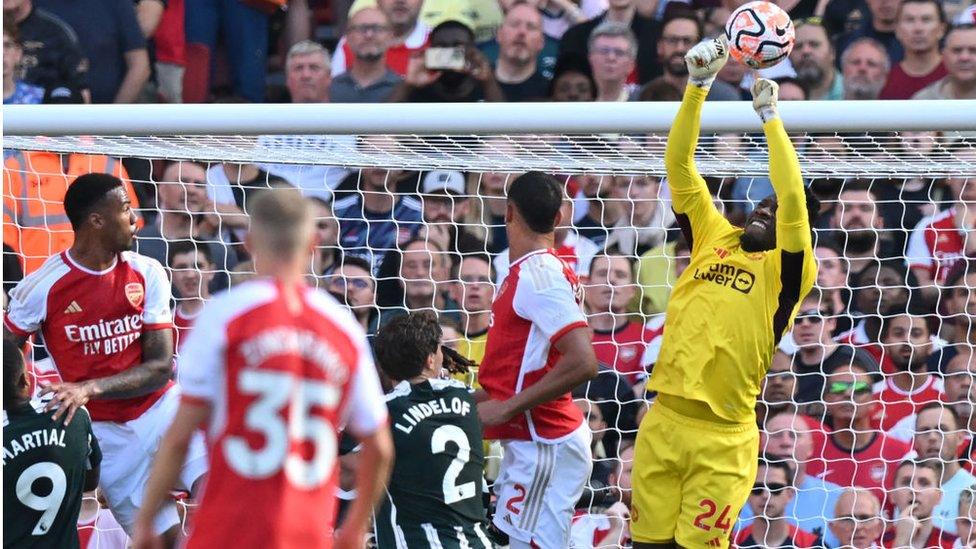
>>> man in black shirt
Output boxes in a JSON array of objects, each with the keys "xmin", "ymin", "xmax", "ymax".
[
  {"xmin": 372, "ymin": 311, "xmax": 491, "ymax": 547},
  {"xmin": 390, "ymin": 14, "xmax": 504, "ymax": 103},
  {"xmin": 3, "ymin": 338, "xmax": 101, "ymax": 548},
  {"xmin": 494, "ymin": 3, "xmax": 550, "ymax": 101},
  {"xmin": 3, "ymin": 0, "xmax": 89, "ymax": 100}
]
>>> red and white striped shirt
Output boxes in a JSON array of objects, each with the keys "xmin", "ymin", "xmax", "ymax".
[
  {"xmin": 4, "ymin": 251, "xmax": 173, "ymax": 422},
  {"xmin": 178, "ymin": 278, "xmax": 387, "ymax": 549},
  {"xmin": 480, "ymin": 249, "xmax": 589, "ymax": 442}
]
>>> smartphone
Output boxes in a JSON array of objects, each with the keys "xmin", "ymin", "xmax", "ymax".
[{"xmin": 425, "ymin": 47, "xmax": 466, "ymax": 71}]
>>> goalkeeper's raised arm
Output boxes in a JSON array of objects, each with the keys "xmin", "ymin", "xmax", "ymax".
[{"xmin": 664, "ymin": 36, "xmax": 734, "ymax": 250}]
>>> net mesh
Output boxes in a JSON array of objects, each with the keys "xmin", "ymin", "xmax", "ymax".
[{"xmin": 4, "ymin": 130, "xmax": 975, "ymax": 548}]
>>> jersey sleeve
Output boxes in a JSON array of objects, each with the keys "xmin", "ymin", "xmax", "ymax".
[
  {"xmin": 4, "ymin": 272, "xmax": 52, "ymax": 336},
  {"xmin": 665, "ymin": 85, "xmax": 732, "ymax": 255},
  {"xmin": 177, "ymin": 302, "xmax": 226, "ymax": 405},
  {"xmin": 342, "ymin": 346, "xmax": 388, "ymax": 437},
  {"xmin": 137, "ymin": 256, "xmax": 173, "ymax": 328},
  {"xmin": 763, "ymin": 118, "xmax": 811, "ymax": 254},
  {"xmin": 511, "ymin": 258, "xmax": 588, "ymax": 344}
]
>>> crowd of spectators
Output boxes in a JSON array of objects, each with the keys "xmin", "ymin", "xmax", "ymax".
[{"xmin": 3, "ymin": 0, "xmax": 976, "ymax": 547}]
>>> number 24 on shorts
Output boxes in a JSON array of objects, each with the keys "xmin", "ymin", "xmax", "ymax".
[{"xmin": 693, "ymin": 499, "xmax": 733, "ymax": 533}]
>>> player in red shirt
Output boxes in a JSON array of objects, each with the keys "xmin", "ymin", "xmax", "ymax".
[
  {"xmin": 807, "ymin": 364, "xmax": 912, "ymax": 506},
  {"xmin": 885, "ymin": 460, "xmax": 958, "ymax": 549},
  {"xmin": 166, "ymin": 241, "xmax": 215, "ymax": 352},
  {"xmin": 3, "ymin": 173, "xmax": 207, "ymax": 542},
  {"xmin": 477, "ymin": 171, "xmax": 599, "ymax": 548},
  {"xmin": 586, "ymin": 251, "xmax": 663, "ymax": 384},
  {"xmin": 133, "ymin": 189, "xmax": 393, "ymax": 549},
  {"xmin": 872, "ymin": 313, "xmax": 944, "ymax": 441}
]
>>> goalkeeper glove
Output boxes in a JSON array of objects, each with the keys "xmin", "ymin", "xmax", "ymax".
[
  {"xmin": 685, "ymin": 35, "xmax": 729, "ymax": 89},
  {"xmin": 752, "ymin": 78, "xmax": 780, "ymax": 123}
]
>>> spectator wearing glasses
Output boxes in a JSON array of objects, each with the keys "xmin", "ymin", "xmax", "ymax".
[
  {"xmin": 914, "ymin": 403, "xmax": 976, "ymax": 535},
  {"xmin": 887, "ymin": 460, "xmax": 957, "ymax": 549},
  {"xmin": 807, "ymin": 363, "xmax": 913, "ymax": 505},
  {"xmin": 880, "ymin": 0, "xmax": 948, "ymax": 99},
  {"xmin": 827, "ymin": 488, "xmax": 884, "ymax": 549},
  {"xmin": 734, "ymin": 458, "xmax": 818, "ymax": 548},
  {"xmin": 914, "ymin": 25, "xmax": 976, "ymax": 99},
  {"xmin": 558, "ymin": 0, "xmax": 661, "ymax": 85},
  {"xmin": 747, "ymin": 411, "xmax": 843, "ymax": 546},
  {"xmin": 331, "ymin": 6, "xmax": 402, "ymax": 103},
  {"xmin": 448, "ymin": 254, "xmax": 494, "ymax": 371},
  {"xmin": 872, "ymin": 313, "xmax": 944, "ymax": 441},
  {"xmin": 588, "ymin": 21, "xmax": 639, "ymax": 101},
  {"xmin": 789, "ymin": 291, "xmax": 879, "ymax": 406},
  {"xmin": 791, "ymin": 19, "xmax": 844, "ymax": 100},
  {"xmin": 324, "ymin": 256, "xmax": 379, "ymax": 336},
  {"xmin": 332, "ymin": 0, "xmax": 429, "ymax": 78},
  {"xmin": 641, "ymin": 13, "xmax": 740, "ymax": 101}
]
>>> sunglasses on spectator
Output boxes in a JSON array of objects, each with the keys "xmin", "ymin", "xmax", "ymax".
[
  {"xmin": 751, "ymin": 483, "xmax": 789, "ymax": 495},
  {"xmin": 828, "ymin": 381, "xmax": 871, "ymax": 395},
  {"xmin": 794, "ymin": 309, "xmax": 827, "ymax": 324},
  {"xmin": 327, "ymin": 277, "xmax": 370, "ymax": 290}
]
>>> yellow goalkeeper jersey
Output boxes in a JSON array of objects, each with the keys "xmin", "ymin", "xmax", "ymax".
[{"xmin": 647, "ymin": 85, "xmax": 817, "ymax": 424}]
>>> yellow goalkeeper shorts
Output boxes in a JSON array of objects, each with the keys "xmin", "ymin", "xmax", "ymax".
[{"xmin": 630, "ymin": 396, "xmax": 759, "ymax": 549}]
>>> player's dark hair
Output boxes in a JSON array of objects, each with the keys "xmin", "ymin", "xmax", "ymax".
[
  {"xmin": 944, "ymin": 259, "xmax": 975, "ymax": 294},
  {"xmin": 338, "ymin": 254, "xmax": 373, "ymax": 275},
  {"xmin": 760, "ymin": 455, "xmax": 796, "ymax": 486},
  {"xmin": 508, "ymin": 171, "xmax": 563, "ymax": 234},
  {"xmin": 167, "ymin": 240, "xmax": 215, "ymax": 267},
  {"xmin": 548, "ymin": 53, "xmax": 597, "ymax": 99},
  {"xmin": 4, "ymin": 338, "xmax": 27, "ymax": 408},
  {"xmin": 374, "ymin": 311, "xmax": 443, "ymax": 381},
  {"xmin": 431, "ymin": 20, "xmax": 475, "ymax": 44},
  {"xmin": 880, "ymin": 311, "xmax": 933, "ymax": 341},
  {"xmin": 838, "ymin": 178, "xmax": 878, "ymax": 199},
  {"xmin": 63, "ymin": 172, "xmax": 125, "ymax": 230}
]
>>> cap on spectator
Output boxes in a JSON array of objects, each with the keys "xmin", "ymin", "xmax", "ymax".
[
  {"xmin": 422, "ymin": 170, "xmax": 466, "ymax": 195},
  {"xmin": 347, "ymin": 0, "xmax": 377, "ymax": 18},
  {"xmin": 44, "ymin": 86, "xmax": 83, "ymax": 104},
  {"xmin": 422, "ymin": 0, "xmax": 477, "ymax": 34}
]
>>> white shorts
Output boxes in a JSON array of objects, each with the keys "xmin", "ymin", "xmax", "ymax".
[
  {"xmin": 92, "ymin": 386, "xmax": 208, "ymax": 535},
  {"xmin": 492, "ymin": 424, "xmax": 592, "ymax": 548}
]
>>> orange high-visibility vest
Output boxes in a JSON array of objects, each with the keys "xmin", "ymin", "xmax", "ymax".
[{"xmin": 3, "ymin": 151, "xmax": 143, "ymax": 274}]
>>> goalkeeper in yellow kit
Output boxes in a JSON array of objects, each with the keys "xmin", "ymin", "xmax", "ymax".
[{"xmin": 631, "ymin": 36, "xmax": 818, "ymax": 549}]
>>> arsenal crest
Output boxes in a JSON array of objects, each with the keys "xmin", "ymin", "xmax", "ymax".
[{"xmin": 125, "ymin": 282, "xmax": 145, "ymax": 308}]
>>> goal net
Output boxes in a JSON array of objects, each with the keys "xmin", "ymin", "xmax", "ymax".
[{"xmin": 4, "ymin": 102, "xmax": 976, "ymax": 548}]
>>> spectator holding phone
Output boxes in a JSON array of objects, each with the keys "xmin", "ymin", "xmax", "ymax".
[{"xmin": 390, "ymin": 9, "xmax": 504, "ymax": 102}]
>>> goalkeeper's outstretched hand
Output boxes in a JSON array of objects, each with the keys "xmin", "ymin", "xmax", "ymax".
[
  {"xmin": 752, "ymin": 78, "xmax": 780, "ymax": 123},
  {"xmin": 685, "ymin": 35, "xmax": 729, "ymax": 89}
]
